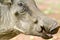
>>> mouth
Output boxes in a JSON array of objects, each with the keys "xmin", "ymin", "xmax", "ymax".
[
  {"xmin": 40, "ymin": 27, "xmax": 53, "ymax": 39},
  {"xmin": 41, "ymin": 24, "xmax": 60, "ymax": 39},
  {"xmin": 41, "ymin": 30, "xmax": 53, "ymax": 39},
  {"xmin": 44, "ymin": 34, "xmax": 53, "ymax": 39}
]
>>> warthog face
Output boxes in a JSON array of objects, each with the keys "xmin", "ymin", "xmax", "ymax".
[{"xmin": 0, "ymin": 0, "xmax": 60, "ymax": 39}]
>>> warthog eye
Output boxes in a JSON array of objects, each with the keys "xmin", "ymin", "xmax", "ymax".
[
  {"xmin": 15, "ymin": 12, "xmax": 19, "ymax": 16},
  {"xmin": 18, "ymin": 2, "xmax": 24, "ymax": 6},
  {"xmin": 18, "ymin": 3, "xmax": 23, "ymax": 6}
]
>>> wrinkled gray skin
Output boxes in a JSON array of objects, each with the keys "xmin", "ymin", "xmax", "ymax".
[{"xmin": 0, "ymin": 0, "xmax": 60, "ymax": 40}]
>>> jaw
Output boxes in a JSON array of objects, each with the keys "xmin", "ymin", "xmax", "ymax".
[{"xmin": 43, "ymin": 34, "xmax": 53, "ymax": 39}]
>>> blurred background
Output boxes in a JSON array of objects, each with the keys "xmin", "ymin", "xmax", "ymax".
[
  {"xmin": 11, "ymin": 0, "xmax": 60, "ymax": 40},
  {"xmin": 35, "ymin": 0, "xmax": 60, "ymax": 14},
  {"xmin": 35, "ymin": 0, "xmax": 60, "ymax": 24}
]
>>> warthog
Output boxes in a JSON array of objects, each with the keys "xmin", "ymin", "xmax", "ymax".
[{"xmin": 0, "ymin": 0, "xmax": 60, "ymax": 40}]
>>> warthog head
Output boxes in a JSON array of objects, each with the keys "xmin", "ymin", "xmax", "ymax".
[{"xmin": 0, "ymin": 0, "xmax": 60, "ymax": 39}]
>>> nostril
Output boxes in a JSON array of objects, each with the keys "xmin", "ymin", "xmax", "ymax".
[
  {"xmin": 50, "ymin": 26, "xmax": 59, "ymax": 34},
  {"xmin": 49, "ymin": 22, "xmax": 60, "ymax": 34}
]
